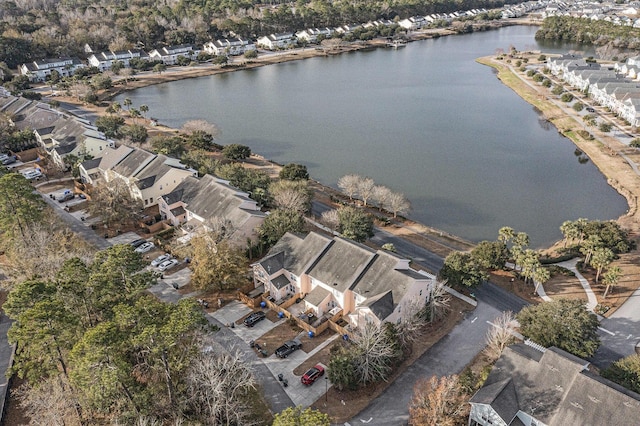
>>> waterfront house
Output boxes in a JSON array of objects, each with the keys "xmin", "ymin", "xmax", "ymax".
[
  {"xmin": 87, "ymin": 49, "xmax": 148, "ymax": 71},
  {"xmin": 203, "ymin": 38, "xmax": 256, "ymax": 56},
  {"xmin": 158, "ymin": 174, "xmax": 265, "ymax": 244},
  {"xmin": 107, "ymin": 147, "xmax": 197, "ymax": 207},
  {"xmin": 148, "ymin": 44, "xmax": 200, "ymax": 65},
  {"xmin": 295, "ymin": 28, "xmax": 334, "ymax": 43},
  {"xmin": 256, "ymin": 33, "xmax": 296, "ymax": 50},
  {"xmin": 252, "ymin": 231, "xmax": 435, "ymax": 329},
  {"xmin": 469, "ymin": 344, "xmax": 640, "ymax": 426},
  {"xmin": 19, "ymin": 57, "xmax": 85, "ymax": 82}
]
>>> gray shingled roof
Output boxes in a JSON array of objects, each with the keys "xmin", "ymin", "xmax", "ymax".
[
  {"xmin": 81, "ymin": 157, "xmax": 101, "ymax": 171},
  {"xmin": 471, "ymin": 344, "xmax": 640, "ymax": 425},
  {"xmin": 272, "ymin": 274, "xmax": 291, "ymax": 290},
  {"xmin": 306, "ymin": 237, "xmax": 377, "ymax": 293},
  {"xmin": 112, "ymin": 148, "xmax": 155, "ymax": 178},
  {"xmin": 361, "ymin": 290, "xmax": 394, "ymax": 321},
  {"xmin": 305, "ymin": 285, "xmax": 330, "ymax": 306},
  {"xmin": 163, "ymin": 174, "xmax": 265, "ymax": 230},
  {"xmin": 262, "ymin": 232, "xmax": 332, "ymax": 277}
]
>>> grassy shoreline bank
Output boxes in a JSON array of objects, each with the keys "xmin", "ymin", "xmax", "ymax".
[{"xmin": 477, "ymin": 55, "xmax": 640, "ymax": 236}]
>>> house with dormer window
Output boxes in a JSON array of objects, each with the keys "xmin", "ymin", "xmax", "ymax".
[
  {"xmin": 19, "ymin": 57, "xmax": 85, "ymax": 82},
  {"xmin": 252, "ymin": 231, "xmax": 435, "ymax": 329},
  {"xmin": 469, "ymin": 344, "xmax": 640, "ymax": 426},
  {"xmin": 149, "ymin": 44, "xmax": 200, "ymax": 65},
  {"xmin": 158, "ymin": 174, "xmax": 265, "ymax": 244}
]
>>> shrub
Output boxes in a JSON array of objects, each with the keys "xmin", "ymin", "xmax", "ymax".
[
  {"xmin": 561, "ymin": 93, "xmax": 574, "ymax": 102},
  {"xmin": 630, "ymin": 138, "xmax": 640, "ymax": 148},
  {"xmin": 533, "ymin": 73, "xmax": 544, "ymax": 82},
  {"xmin": 573, "ymin": 102, "xmax": 584, "ymax": 112},
  {"xmin": 599, "ymin": 122, "xmax": 612, "ymax": 132},
  {"xmin": 552, "ymin": 85, "xmax": 564, "ymax": 95}
]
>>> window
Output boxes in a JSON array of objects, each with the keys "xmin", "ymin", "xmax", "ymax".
[
  {"xmin": 149, "ymin": 198, "xmax": 153, "ymax": 204},
  {"xmin": 419, "ymin": 289, "xmax": 423, "ymax": 296}
]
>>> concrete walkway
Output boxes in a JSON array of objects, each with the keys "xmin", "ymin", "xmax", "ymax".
[{"xmin": 555, "ymin": 259, "xmax": 598, "ymax": 312}]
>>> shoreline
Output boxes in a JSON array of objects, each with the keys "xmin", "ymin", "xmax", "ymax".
[
  {"xmin": 102, "ymin": 20, "xmax": 528, "ymax": 100},
  {"xmin": 477, "ymin": 55, "xmax": 640, "ymax": 236}
]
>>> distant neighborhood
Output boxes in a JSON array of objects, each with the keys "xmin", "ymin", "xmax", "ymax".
[
  {"xmin": 548, "ymin": 54, "xmax": 640, "ymax": 127},
  {"xmin": 16, "ymin": 7, "xmax": 498, "ymax": 82}
]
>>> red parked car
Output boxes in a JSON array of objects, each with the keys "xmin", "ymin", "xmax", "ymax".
[{"xmin": 301, "ymin": 364, "xmax": 325, "ymax": 385}]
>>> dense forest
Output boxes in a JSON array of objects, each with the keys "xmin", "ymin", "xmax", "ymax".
[
  {"xmin": 536, "ymin": 16, "xmax": 640, "ymax": 49},
  {"xmin": 0, "ymin": 0, "xmax": 518, "ymax": 68}
]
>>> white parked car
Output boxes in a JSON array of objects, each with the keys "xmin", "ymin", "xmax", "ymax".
[
  {"xmin": 157, "ymin": 259, "xmax": 179, "ymax": 272},
  {"xmin": 151, "ymin": 253, "xmax": 172, "ymax": 267},
  {"xmin": 22, "ymin": 170, "xmax": 42, "ymax": 180},
  {"xmin": 134, "ymin": 242, "xmax": 155, "ymax": 253}
]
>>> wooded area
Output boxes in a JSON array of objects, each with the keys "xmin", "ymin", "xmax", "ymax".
[{"xmin": 0, "ymin": 0, "xmax": 517, "ymax": 68}]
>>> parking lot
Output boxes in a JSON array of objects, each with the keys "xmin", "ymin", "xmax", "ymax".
[{"xmin": 212, "ymin": 301, "xmax": 337, "ymax": 407}]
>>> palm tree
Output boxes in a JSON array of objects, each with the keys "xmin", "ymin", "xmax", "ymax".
[
  {"xmin": 580, "ymin": 234, "xmax": 602, "ymax": 266},
  {"xmin": 498, "ymin": 226, "xmax": 515, "ymax": 246},
  {"xmin": 129, "ymin": 108, "xmax": 141, "ymax": 124},
  {"xmin": 602, "ymin": 266, "xmax": 622, "ymax": 298},
  {"xmin": 532, "ymin": 266, "xmax": 551, "ymax": 295},
  {"xmin": 560, "ymin": 220, "xmax": 580, "ymax": 248},
  {"xmin": 123, "ymin": 98, "xmax": 132, "ymax": 111},
  {"xmin": 139, "ymin": 104, "xmax": 149, "ymax": 119},
  {"xmin": 575, "ymin": 217, "xmax": 589, "ymax": 243},
  {"xmin": 591, "ymin": 247, "xmax": 614, "ymax": 283}
]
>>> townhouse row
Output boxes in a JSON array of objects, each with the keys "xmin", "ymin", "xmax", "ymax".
[
  {"xmin": 19, "ymin": 4, "xmax": 495, "ymax": 82},
  {"xmin": 547, "ymin": 54, "xmax": 640, "ymax": 127}
]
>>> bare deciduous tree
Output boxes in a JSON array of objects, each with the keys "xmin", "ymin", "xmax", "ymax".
[
  {"xmin": 356, "ymin": 177, "xmax": 375, "ymax": 207},
  {"xmin": 15, "ymin": 376, "xmax": 82, "ymax": 426},
  {"xmin": 387, "ymin": 191, "xmax": 411, "ymax": 218},
  {"xmin": 409, "ymin": 375, "xmax": 469, "ymax": 426},
  {"xmin": 9, "ymin": 221, "xmax": 94, "ymax": 280},
  {"xmin": 186, "ymin": 349, "xmax": 258, "ymax": 426},
  {"xmin": 181, "ymin": 119, "xmax": 220, "ymax": 139},
  {"xmin": 426, "ymin": 279, "xmax": 451, "ymax": 323},
  {"xmin": 321, "ymin": 209, "xmax": 340, "ymax": 231},
  {"xmin": 269, "ymin": 180, "xmax": 311, "ymax": 213},
  {"xmin": 485, "ymin": 311, "xmax": 517, "ymax": 361},
  {"xmin": 352, "ymin": 323, "xmax": 397, "ymax": 384},
  {"xmin": 337, "ymin": 174, "xmax": 361, "ymax": 200},
  {"xmin": 86, "ymin": 177, "xmax": 141, "ymax": 227},
  {"xmin": 371, "ymin": 185, "xmax": 392, "ymax": 211},
  {"xmin": 397, "ymin": 298, "xmax": 429, "ymax": 347}
]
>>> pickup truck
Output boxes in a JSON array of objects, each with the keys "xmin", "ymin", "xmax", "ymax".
[{"xmin": 275, "ymin": 339, "xmax": 302, "ymax": 358}]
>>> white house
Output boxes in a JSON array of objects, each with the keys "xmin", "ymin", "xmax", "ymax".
[
  {"xmin": 256, "ymin": 33, "xmax": 296, "ymax": 50},
  {"xmin": 148, "ymin": 44, "xmax": 201, "ymax": 65},
  {"xmin": 203, "ymin": 38, "xmax": 256, "ymax": 56},
  {"xmin": 20, "ymin": 57, "xmax": 85, "ymax": 82},
  {"xmin": 87, "ymin": 49, "xmax": 147, "ymax": 71},
  {"xmin": 295, "ymin": 28, "xmax": 334, "ymax": 43},
  {"xmin": 399, "ymin": 16, "xmax": 428, "ymax": 30}
]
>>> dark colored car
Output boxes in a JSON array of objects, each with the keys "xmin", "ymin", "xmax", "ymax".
[
  {"xmin": 301, "ymin": 364, "xmax": 325, "ymax": 385},
  {"xmin": 275, "ymin": 339, "xmax": 302, "ymax": 358},
  {"xmin": 129, "ymin": 238, "xmax": 147, "ymax": 248},
  {"xmin": 586, "ymin": 107, "xmax": 595, "ymax": 113},
  {"xmin": 243, "ymin": 311, "xmax": 266, "ymax": 327}
]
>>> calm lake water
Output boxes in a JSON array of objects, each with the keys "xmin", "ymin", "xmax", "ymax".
[{"xmin": 117, "ymin": 25, "xmax": 627, "ymax": 248}]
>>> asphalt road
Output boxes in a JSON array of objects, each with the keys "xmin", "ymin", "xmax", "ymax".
[
  {"xmin": 351, "ymin": 282, "xmax": 528, "ymax": 426},
  {"xmin": 591, "ymin": 286, "xmax": 640, "ymax": 369}
]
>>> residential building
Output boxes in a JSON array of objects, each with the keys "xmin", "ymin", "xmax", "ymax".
[
  {"xmin": 87, "ymin": 49, "xmax": 148, "ymax": 71},
  {"xmin": 256, "ymin": 33, "xmax": 296, "ymax": 50},
  {"xmin": 252, "ymin": 231, "xmax": 435, "ymax": 328},
  {"xmin": 295, "ymin": 28, "xmax": 334, "ymax": 43},
  {"xmin": 19, "ymin": 57, "xmax": 85, "ymax": 82},
  {"xmin": 158, "ymin": 174, "xmax": 265, "ymax": 244},
  {"xmin": 148, "ymin": 44, "xmax": 201, "ymax": 65},
  {"xmin": 469, "ymin": 343, "xmax": 640, "ymax": 426},
  {"xmin": 203, "ymin": 38, "xmax": 256, "ymax": 56},
  {"xmin": 399, "ymin": 16, "xmax": 427, "ymax": 30}
]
